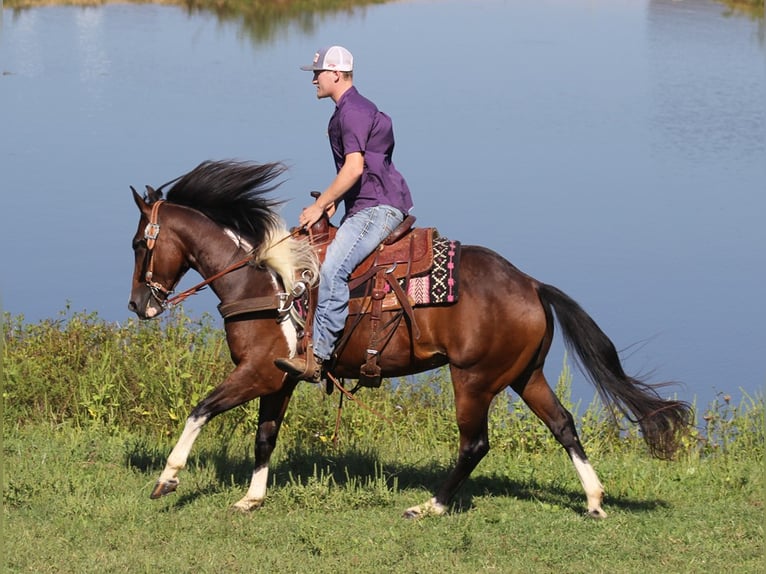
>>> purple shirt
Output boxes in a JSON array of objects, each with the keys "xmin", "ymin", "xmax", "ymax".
[{"xmin": 328, "ymin": 86, "xmax": 413, "ymax": 220}]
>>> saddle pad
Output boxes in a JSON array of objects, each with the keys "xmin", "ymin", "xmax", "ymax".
[
  {"xmin": 399, "ymin": 236, "xmax": 460, "ymax": 305},
  {"xmin": 348, "ymin": 236, "xmax": 460, "ymax": 315}
]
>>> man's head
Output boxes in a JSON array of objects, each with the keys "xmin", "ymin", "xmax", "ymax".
[{"xmin": 301, "ymin": 46, "xmax": 354, "ymax": 102}]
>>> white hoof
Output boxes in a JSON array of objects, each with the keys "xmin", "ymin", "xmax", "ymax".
[
  {"xmin": 402, "ymin": 497, "xmax": 447, "ymax": 519},
  {"xmin": 231, "ymin": 497, "xmax": 264, "ymax": 512}
]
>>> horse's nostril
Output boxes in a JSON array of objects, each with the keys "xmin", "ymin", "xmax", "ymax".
[{"xmin": 128, "ymin": 301, "xmax": 137, "ymax": 312}]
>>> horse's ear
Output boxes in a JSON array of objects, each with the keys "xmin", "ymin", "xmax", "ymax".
[
  {"xmin": 145, "ymin": 185, "xmax": 161, "ymax": 203},
  {"xmin": 131, "ymin": 186, "xmax": 151, "ymax": 215}
]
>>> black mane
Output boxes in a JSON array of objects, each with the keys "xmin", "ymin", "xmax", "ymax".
[{"xmin": 157, "ymin": 160, "xmax": 287, "ymax": 244}]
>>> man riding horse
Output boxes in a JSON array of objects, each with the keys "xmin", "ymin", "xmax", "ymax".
[{"xmin": 275, "ymin": 45, "xmax": 414, "ymax": 384}]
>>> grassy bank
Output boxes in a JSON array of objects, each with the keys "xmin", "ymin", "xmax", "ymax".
[
  {"xmin": 3, "ymin": 420, "xmax": 763, "ymax": 573},
  {"xmin": 2, "ymin": 309, "xmax": 765, "ymax": 572}
]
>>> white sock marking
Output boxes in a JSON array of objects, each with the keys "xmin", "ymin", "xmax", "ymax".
[
  {"xmin": 159, "ymin": 415, "xmax": 206, "ymax": 482},
  {"xmin": 571, "ymin": 452, "xmax": 605, "ymax": 512},
  {"xmin": 244, "ymin": 464, "xmax": 270, "ymax": 502}
]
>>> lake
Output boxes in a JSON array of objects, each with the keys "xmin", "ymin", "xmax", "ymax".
[{"xmin": 1, "ymin": 0, "xmax": 764, "ymax": 408}]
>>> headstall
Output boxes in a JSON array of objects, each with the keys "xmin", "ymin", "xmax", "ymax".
[{"xmin": 142, "ymin": 200, "xmax": 174, "ymax": 305}]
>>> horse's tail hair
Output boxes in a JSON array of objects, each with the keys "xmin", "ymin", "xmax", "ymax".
[{"xmin": 536, "ymin": 282, "xmax": 692, "ymax": 460}]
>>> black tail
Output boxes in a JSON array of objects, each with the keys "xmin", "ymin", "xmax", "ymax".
[{"xmin": 537, "ymin": 283, "xmax": 691, "ymax": 459}]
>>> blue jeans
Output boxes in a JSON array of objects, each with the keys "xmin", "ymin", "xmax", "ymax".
[{"xmin": 312, "ymin": 205, "xmax": 405, "ymax": 361}]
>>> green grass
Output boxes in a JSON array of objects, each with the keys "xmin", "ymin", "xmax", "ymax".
[
  {"xmin": 4, "ymin": 420, "xmax": 763, "ymax": 573},
  {"xmin": 3, "ymin": 309, "xmax": 765, "ymax": 572}
]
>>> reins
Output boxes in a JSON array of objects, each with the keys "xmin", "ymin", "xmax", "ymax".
[
  {"xmin": 143, "ymin": 199, "xmax": 305, "ymax": 308},
  {"xmin": 165, "ymin": 257, "xmax": 251, "ymax": 307},
  {"xmin": 325, "ymin": 371, "xmax": 394, "ymax": 447}
]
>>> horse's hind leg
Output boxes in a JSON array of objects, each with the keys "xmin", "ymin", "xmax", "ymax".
[
  {"xmin": 403, "ymin": 380, "xmax": 495, "ymax": 519},
  {"xmin": 515, "ymin": 369, "xmax": 607, "ymax": 518}
]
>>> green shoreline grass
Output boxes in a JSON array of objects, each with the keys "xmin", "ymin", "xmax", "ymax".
[{"xmin": 2, "ymin": 308, "xmax": 764, "ymax": 572}]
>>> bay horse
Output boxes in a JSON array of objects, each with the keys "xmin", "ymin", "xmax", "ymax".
[{"xmin": 128, "ymin": 159, "xmax": 691, "ymax": 518}]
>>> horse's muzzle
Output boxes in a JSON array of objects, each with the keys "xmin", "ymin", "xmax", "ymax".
[{"xmin": 128, "ymin": 292, "xmax": 164, "ymax": 320}]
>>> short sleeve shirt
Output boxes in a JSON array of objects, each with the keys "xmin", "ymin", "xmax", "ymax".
[{"xmin": 328, "ymin": 86, "xmax": 413, "ymax": 220}]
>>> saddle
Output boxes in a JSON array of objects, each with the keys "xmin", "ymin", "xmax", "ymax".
[{"xmin": 305, "ymin": 213, "xmax": 440, "ymax": 387}]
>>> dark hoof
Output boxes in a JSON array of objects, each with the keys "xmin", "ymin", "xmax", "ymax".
[{"xmin": 150, "ymin": 479, "xmax": 178, "ymax": 499}]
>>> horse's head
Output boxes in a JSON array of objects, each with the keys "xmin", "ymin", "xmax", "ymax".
[
  {"xmin": 128, "ymin": 187, "xmax": 190, "ymax": 319},
  {"xmin": 127, "ymin": 160, "xmax": 322, "ymax": 320}
]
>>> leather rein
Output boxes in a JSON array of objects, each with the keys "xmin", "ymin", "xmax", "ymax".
[{"xmin": 141, "ymin": 200, "xmax": 253, "ymax": 309}]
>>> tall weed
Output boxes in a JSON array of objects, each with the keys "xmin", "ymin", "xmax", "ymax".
[{"xmin": 3, "ymin": 307, "xmax": 763, "ymax": 463}]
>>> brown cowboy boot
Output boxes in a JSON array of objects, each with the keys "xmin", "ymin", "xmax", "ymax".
[{"xmin": 274, "ymin": 352, "xmax": 323, "ymax": 384}]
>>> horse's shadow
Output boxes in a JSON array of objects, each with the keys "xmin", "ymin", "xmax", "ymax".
[{"xmin": 127, "ymin": 442, "xmax": 668, "ymax": 515}]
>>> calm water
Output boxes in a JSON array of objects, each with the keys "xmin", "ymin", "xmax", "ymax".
[{"xmin": 1, "ymin": 0, "xmax": 764, "ymax": 407}]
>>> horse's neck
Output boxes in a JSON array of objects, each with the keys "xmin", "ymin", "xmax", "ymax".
[{"xmin": 171, "ymin": 208, "xmax": 275, "ymax": 300}]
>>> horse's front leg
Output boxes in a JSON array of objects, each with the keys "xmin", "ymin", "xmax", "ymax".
[
  {"xmin": 150, "ymin": 364, "xmax": 271, "ymax": 500},
  {"xmin": 232, "ymin": 377, "xmax": 298, "ymax": 511},
  {"xmin": 151, "ymin": 413, "xmax": 207, "ymax": 498}
]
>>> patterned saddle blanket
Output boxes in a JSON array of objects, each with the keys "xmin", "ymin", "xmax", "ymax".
[{"xmin": 348, "ymin": 233, "xmax": 461, "ymax": 315}]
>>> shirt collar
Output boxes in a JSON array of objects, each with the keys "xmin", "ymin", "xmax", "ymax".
[{"xmin": 335, "ymin": 86, "xmax": 358, "ymax": 109}]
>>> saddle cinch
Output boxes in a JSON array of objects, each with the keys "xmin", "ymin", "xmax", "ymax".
[{"xmin": 303, "ymin": 212, "xmax": 457, "ymax": 388}]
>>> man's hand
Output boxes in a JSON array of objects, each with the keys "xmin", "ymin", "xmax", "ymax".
[
  {"xmin": 299, "ymin": 202, "xmax": 334, "ymax": 229},
  {"xmin": 301, "ymin": 151, "xmax": 362, "ymax": 228}
]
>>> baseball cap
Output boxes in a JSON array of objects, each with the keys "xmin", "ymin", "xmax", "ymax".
[{"xmin": 300, "ymin": 46, "xmax": 353, "ymax": 72}]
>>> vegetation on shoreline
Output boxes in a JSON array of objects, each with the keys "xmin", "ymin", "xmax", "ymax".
[
  {"xmin": 3, "ymin": 0, "xmax": 393, "ymax": 44},
  {"xmin": 2, "ymin": 307, "xmax": 763, "ymax": 449}
]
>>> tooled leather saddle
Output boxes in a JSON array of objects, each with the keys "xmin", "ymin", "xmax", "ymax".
[{"xmin": 303, "ymin": 212, "xmax": 454, "ymax": 387}]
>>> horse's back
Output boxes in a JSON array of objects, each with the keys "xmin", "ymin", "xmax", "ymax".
[
  {"xmin": 421, "ymin": 245, "xmax": 549, "ymax": 364},
  {"xmin": 336, "ymin": 244, "xmax": 550, "ymax": 381}
]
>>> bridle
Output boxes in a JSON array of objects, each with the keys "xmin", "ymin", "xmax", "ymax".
[
  {"xmin": 141, "ymin": 199, "xmax": 255, "ymax": 309},
  {"xmin": 139, "ymin": 199, "xmax": 304, "ymax": 310},
  {"xmin": 142, "ymin": 199, "xmax": 175, "ymax": 305}
]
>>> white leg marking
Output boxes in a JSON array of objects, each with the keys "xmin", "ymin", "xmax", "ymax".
[
  {"xmin": 270, "ymin": 270, "xmax": 299, "ymax": 358},
  {"xmin": 232, "ymin": 464, "xmax": 270, "ymax": 511},
  {"xmin": 571, "ymin": 452, "xmax": 607, "ymax": 518},
  {"xmin": 279, "ymin": 316, "xmax": 298, "ymax": 358},
  {"xmin": 158, "ymin": 415, "xmax": 206, "ymax": 484}
]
